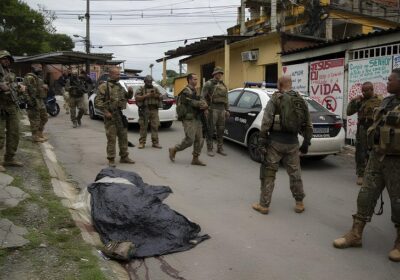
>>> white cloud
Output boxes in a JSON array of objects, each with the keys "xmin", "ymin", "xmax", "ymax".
[{"xmin": 23, "ymin": 0, "xmax": 239, "ymax": 79}]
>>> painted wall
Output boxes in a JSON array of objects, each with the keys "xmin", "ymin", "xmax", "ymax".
[{"xmin": 184, "ymin": 33, "xmax": 282, "ymax": 90}]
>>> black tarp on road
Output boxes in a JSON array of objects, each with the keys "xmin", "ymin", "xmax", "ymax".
[{"xmin": 88, "ymin": 168, "xmax": 210, "ymax": 258}]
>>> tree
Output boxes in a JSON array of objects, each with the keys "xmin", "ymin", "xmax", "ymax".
[{"xmin": 0, "ymin": 0, "xmax": 74, "ymax": 55}]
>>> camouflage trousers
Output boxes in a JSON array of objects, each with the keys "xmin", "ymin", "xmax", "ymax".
[
  {"xmin": 175, "ymin": 119, "xmax": 204, "ymax": 156},
  {"xmin": 0, "ymin": 106, "xmax": 20, "ymax": 161},
  {"xmin": 27, "ymin": 105, "xmax": 48, "ymax": 135},
  {"xmin": 139, "ymin": 108, "xmax": 160, "ymax": 144},
  {"xmin": 69, "ymin": 96, "xmax": 85, "ymax": 123},
  {"xmin": 259, "ymin": 141, "xmax": 305, "ymax": 207},
  {"xmin": 355, "ymin": 124, "xmax": 369, "ymax": 177},
  {"xmin": 63, "ymin": 90, "xmax": 70, "ymax": 112},
  {"xmin": 104, "ymin": 115, "xmax": 129, "ymax": 160},
  {"xmin": 206, "ymin": 108, "xmax": 225, "ymax": 150},
  {"xmin": 353, "ymin": 150, "xmax": 400, "ymax": 226}
]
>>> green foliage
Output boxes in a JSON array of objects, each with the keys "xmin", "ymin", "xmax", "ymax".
[{"xmin": 0, "ymin": 0, "xmax": 74, "ymax": 55}]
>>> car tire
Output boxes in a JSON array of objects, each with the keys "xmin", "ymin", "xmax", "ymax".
[
  {"xmin": 161, "ymin": 121, "xmax": 173, "ymax": 128},
  {"xmin": 248, "ymin": 130, "xmax": 262, "ymax": 163},
  {"xmin": 89, "ymin": 103, "xmax": 97, "ymax": 120}
]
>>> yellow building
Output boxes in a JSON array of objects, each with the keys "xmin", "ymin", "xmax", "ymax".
[{"xmin": 158, "ymin": 0, "xmax": 400, "ymax": 90}]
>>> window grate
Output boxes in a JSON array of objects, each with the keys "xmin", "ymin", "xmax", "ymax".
[{"xmin": 351, "ymin": 43, "xmax": 400, "ymax": 60}]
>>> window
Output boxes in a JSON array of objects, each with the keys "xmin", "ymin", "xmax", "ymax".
[
  {"xmin": 305, "ymin": 98, "xmax": 328, "ymax": 113},
  {"xmin": 228, "ymin": 90, "xmax": 241, "ymax": 106},
  {"xmin": 265, "ymin": 63, "xmax": 278, "ymax": 84},
  {"xmin": 237, "ymin": 92, "xmax": 259, "ymax": 109}
]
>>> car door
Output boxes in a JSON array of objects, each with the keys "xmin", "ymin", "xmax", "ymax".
[
  {"xmin": 224, "ymin": 89, "xmax": 243, "ymax": 140},
  {"xmin": 232, "ymin": 91, "xmax": 262, "ymax": 143}
]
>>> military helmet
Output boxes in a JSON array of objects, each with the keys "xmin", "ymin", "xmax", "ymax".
[
  {"xmin": 212, "ymin": 66, "xmax": 224, "ymax": 76},
  {"xmin": 144, "ymin": 75, "xmax": 153, "ymax": 82},
  {"xmin": 0, "ymin": 50, "xmax": 14, "ymax": 62}
]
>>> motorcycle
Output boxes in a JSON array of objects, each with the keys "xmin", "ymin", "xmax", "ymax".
[{"xmin": 46, "ymin": 95, "xmax": 60, "ymax": 117}]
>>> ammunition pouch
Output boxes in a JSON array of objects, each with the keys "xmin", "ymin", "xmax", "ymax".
[{"xmin": 260, "ymin": 165, "xmax": 276, "ymax": 180}]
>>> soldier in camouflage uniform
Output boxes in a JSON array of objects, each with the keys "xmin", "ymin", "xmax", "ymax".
[
  {"xmin": 95, "ymin": 67, "xmax": 135, "ymax": 167},
  {"xmin": 168, "ymin": 73, "xmax": 208, "ymax": 166},
  {"xmin": 135, "ymin": 75, "xmax": 162, "ymax": 149},
  {"xmin": 0, "ymin": 50, "xmax": 25, "ymax": 171},
  {"xmin": 24, "ymin": 63, "xmax": 49, "ymax": 143},
  {"xmin": 252, "ymin": 76, "xmax": 313, "ymax": 215},
  {"xmin": 347, "ymin": 82, "xmax": 382, "ymax": 185},
  {"xmin": 333, "ymin": 69, "xmax": 400, "ymax": 262},
  {"xmin": 201, "ymin": 67, "xmax": 230, "ymax": 157},
  {"xmin": 66, "ymin": 70, "xmax": 86, "ymax": 128}
]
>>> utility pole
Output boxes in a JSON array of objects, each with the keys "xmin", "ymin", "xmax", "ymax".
[
  {"xmin": 240, "ymin": 0, "xmax": 246, "ymax": 35},
  {"xmin": 85, "ymin": 0, "xmax": 90, "ymax": 74}
]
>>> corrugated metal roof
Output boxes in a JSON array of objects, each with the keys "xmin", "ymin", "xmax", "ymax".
[{"xmin": 282, "ymin": 27, "xmax": 400, "ymax": 55}]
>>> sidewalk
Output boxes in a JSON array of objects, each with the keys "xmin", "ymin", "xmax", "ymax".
[{"xmin": 0, "ymin": 116, "xmax": 127, "ymax": 280}]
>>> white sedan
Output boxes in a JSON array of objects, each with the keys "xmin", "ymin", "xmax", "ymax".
[
  {"xmin": 88, "ymin": 78, "xmax": 176, "ymax": 128},
  {"xmin": 224, "ymin": 86, "xmax": 345, "ymax": 162}
]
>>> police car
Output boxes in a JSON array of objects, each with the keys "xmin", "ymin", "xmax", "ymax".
[
  {"xmin": 224, "ymin": 83, "xmax": 345, "ymax": 162},
  {"xmin": 88, "ymin": 76, "xmax": 176, "ymax": 128}
]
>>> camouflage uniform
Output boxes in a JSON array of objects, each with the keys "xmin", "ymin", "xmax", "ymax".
[
  {"xmin": 174, "ymin": 86, "xmax": 206, "ymax": 156},
  {"xmin": 0, "ymin": 64, "xmax": 21, "ymax": 164},
  {"xmin": 257, "ymin": 90, "xmax": 313, "ymax": 209},
  {"xmin": 95, "ymin": 79, "xmax": 133, "ymax": 161},
  {"xmin": 201, "ymin": 78, "xmax": 229, "ymax": 153},
  {"xmin": 66, "ymin": 76, "xmax": 86, "ymax": 126},
  {"xmin": 353, "ymin": 95, "xmax": 400, "ymax": 225},
  {"xmin": 135, "ymin": 85, "xmax": 161, "ymax": 145},
  {"xmin": 347, "ymin": 95, "xmax": 382, "ymax": 177},
  {"xmin": 23, "ymin": 72, "xmax": 48, "ymax": 140}
]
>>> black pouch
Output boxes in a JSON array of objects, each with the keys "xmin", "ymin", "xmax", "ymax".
[{"xmin": 119, "ymin": 110, "xmax": 128, "ymax": 128}]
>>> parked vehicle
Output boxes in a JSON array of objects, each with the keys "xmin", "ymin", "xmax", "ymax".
[
  {"xmin": 46, "ymin": 95, "xmax": 60, "ymax": 117},
  {"xmin": 224, "ymin": 83, "xmax": 345, "ymax": 162},
  {"xmin": 88, "ymin": 76, "xmax": 176, "ymax": 127}
]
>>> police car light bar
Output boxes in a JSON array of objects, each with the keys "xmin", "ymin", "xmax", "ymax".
[{"xmin": 244, "ymin": 82, "xmax": 277, "ymax": 88}]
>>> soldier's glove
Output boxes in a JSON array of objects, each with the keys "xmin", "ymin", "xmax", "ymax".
[{"xmin": 299, "ymin": 141, "xmax": 310, "ymax": 155}]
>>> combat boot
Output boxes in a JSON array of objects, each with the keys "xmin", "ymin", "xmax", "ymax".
[
  {"xmin": 294, "ymin": 201, "xmax": 305, "ymax": 213},
  {"xmin": 0, "ymin": 165, "xmax": 5, "ymax": 172},
  {"xmin": 252, "ymin": 203, "xmax": 269, "ymax": 215},
  {"xmin": 388, "ymin": 227, "xmax": 400, "ymax": 262},
  {"xmin": 217, "ymin": 147, "xmax": 227, "ymax": 156},
  {"xmin": 169, "ymin": 147, "xmax": 177, "ymax": 162},
  {"xmin": 356, "ymin": 176, "xmax": 363, "ymax": 186},
  {"xmin": 3, "ymin": 158, "xmax": 23, "ymax": 167},
  {"xmin": 138, "ymin": 143, "xmax": 145, "ymax": 149},
  {"xmin": 108, "ymin": 159, "xmax": 116, "ymax": 168},
  {"xmin": 77, "ymin": 118, "xmax": 82, "ymax": 126},
  {"xmin": 39, "ymin": 131, "xmax": 48, "ymax": 141},
  {"xmin": 120, "ymin": 156, "xmax": 135, "ymax": 164},
  {"xmin": 207, "ymin": 148, "xmax": 215, "ymax": 157},
  {"xmin": 191, "ymin": 155, "xmax": 206, "ymax": 166},
  {"xmin": 32, "ymin": 133, "xmax": 46, "ymax": 143},
  {"xmin": 333, "ymin": 218, "xmax": 366, "ymax": 248},
  {"xmin": 72, "ymin": 121, "xmax": 78, "ymax": 128},
  {"xmin": 152, "ymin": 143, "xmax": 162, "ymax": 149}
]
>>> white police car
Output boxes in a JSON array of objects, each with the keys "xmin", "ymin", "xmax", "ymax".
[
  {"xmin": 224, "ymin": 83, "xmax": 345, "ymax": 162},
  {"xmin": 88, "ymin": 76, "xmax": 176, "ymax": 128}
]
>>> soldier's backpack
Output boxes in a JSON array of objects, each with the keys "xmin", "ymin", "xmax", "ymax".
[
  {"xmin": 272, "ymin": 90, "xmax": 309, "ymax": 134},
  {"xmin": 176, "ymin": 87, "xmax": 191, "ymax": 121}
]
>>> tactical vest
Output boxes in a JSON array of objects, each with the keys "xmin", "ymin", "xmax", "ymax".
[
  {"xmin": 104, "ymin": 81, "xmax": 127, "ymax": 111},
  {"xmin": 144, "ymin": 87, "xmax": 160, "ymax": 107},
  {"xmin": 368, "ymin": 104, "xmax": 400, "ymax": 155},
  {"xmin": 176, "ymin": 86, "xmax": 202, "ymax": 121},
  {"xmin": 211, "ymin": 81, "xmax": 227, "ymax": 104},
  {"xmin": 0, "ymin": 66, "xmax": 16, "ymax": 106},
  {"xmin": 358, "ymin": 96, "xmax": 382, "ymax": 126},
  {"xmin": 26, "ymin": 73, "xmax": 47, "ymax": 99},
  {"xmin": 272, "ymin": 90, "xmax": 309, "ymax": 134}
]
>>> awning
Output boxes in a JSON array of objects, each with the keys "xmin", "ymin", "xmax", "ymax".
[
  {"xmin": 156, "ymin": 35, "xmax": 251, "ymax": 62},
  {"xmin": 14, "ymin": 51, "xmax": 114, "ymax": 65}
]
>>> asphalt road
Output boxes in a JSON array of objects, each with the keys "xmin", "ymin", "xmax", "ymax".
[{"xmin": 46, "ymin": 107, "xmax": 400, "ymax": 280}]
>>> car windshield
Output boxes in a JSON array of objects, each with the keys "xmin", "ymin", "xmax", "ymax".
[{"xmin": 305, "ymin": 98, "xmax": 329, "ymax": 113}]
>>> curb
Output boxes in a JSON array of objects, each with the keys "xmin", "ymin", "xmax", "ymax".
[{"xmin": 39, "ymin": 141, "xmax": 129, "ymax": 280}]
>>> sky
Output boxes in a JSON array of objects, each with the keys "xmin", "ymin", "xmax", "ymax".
[{"xmin": 23, "ymin": 0, "xmax": 241, "ymax": 80}]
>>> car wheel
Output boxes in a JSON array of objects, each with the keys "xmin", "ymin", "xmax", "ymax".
[
  {"xmin": 161, "ymin": 121, "xmax": 173, "ymax": 128},
  {"xmin": 89, "ymin": 103, "xmax": 97, "ymax": 120},
  {"xmin": 248, "ymin": 130, "xmax": 262, "ymax": 163},
  {"xmin": 310, "ymin": 155, "xmax": 328, "ymax": 160}
]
